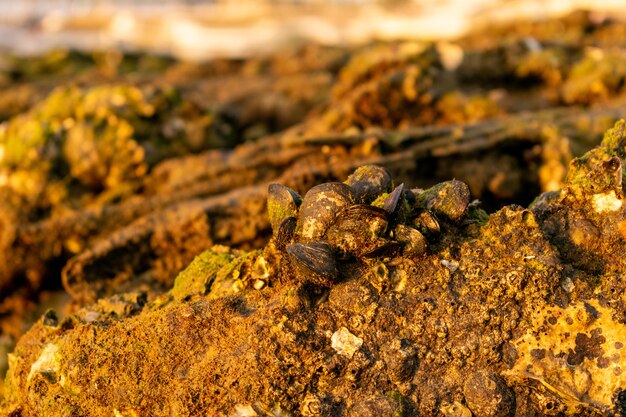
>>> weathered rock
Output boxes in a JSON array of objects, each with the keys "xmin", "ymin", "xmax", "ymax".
[
  {"xmin": 4, "ymin": 124, "xmax": 626, "ymax": 415},
  {"xmin": 9, "ymin": 11, "xmax": 626, "ymax": 417}
]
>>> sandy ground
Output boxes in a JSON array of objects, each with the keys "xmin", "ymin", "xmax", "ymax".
[{"xmin": 0, "ymin": 0, "xmax": 625, "ymax": 60}]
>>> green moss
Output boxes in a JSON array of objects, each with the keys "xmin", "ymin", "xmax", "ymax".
[
  {"xmin": 208, "ymin": 250, "xmax": 262, "ymax": 299},
  {"xmin": 563, "ymin": 120, "xmax": 626, "ymax": 196},
  {"xmin": 170, "ymin": 247, "xmax": 234, "ymax": 301},
  {"xmin": 600, "ymin": 119, "xmax": 626, "ymax": 158},
  {"xmin": 466, "ymin": 204, "xmax": 489, "ymax": 225},
  {"xmin": 562, "ymin": 50, "xmax": 626, "ymax": 104},
  {"xmin": 565, "ymin": 148, "xmax": 622, "ymax": 197},
  {"xmin": 387, "ymin": 391, "xmax": 409, "ymax": 417}
]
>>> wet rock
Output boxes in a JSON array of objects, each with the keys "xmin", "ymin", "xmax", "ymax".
[{"xmin": 9, "ymin": 19, "xmax": 626, "ymax": 414}]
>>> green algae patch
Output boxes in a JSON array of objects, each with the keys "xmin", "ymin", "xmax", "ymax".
[
  {"xmin": 563, "ymin": 120, "xmax": 626, "ymax": 205},
  {"xmin": 370, "ymin": 191, "xmax": 389, "ymax": 209},
  {"xmin": 600, "ymin": 118, "xmax": 626, "ymax": 157},
  {"xmin": 170, "ymin": 246, "xmax": 234, "ymax": 301}
]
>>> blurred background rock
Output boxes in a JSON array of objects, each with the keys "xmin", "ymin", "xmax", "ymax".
[{"xmin": 0, "ymin": 0, "xmax": 624, "ymax": 60}]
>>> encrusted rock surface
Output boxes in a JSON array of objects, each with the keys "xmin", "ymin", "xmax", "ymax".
[
  {"xmin": 7, "ymin": 10, "xmax": 626, "ymax": 417},
  {"xmin": 4, "ymin": 121, "xmax": 626, "ymax": 416}
]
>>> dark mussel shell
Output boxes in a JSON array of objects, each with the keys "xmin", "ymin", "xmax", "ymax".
[
  {"xmin": 394, "ymin": 224, "xmax": 427, "ymax": 257},
  {"xmin": 267, "ymin": 183, "xmax": 302, "ymax": 235},
  {"xmin": 414, "ymin": 180, "xmax": 470, "ymax": 223},
  {"xmin": 413, "ymin": 210, "xmax": 440, "ymax": 237},
  {"xmin": 297, "ymin": 182, "xmax": 354, "ymax": 242},
  {"xmin": 345, "ymin": 165, "xmax": 393, "ymax": 204},
  {"xmin": 383, "ymin": 183, "xmax": 404, "ymax": 215},
  {"xmin": 325, "ymin": 204, "xmax": 390, "ymax": 257},
  {"xmin": 286, "ymin": 241, "xmax": 338, "ymax": 287},
  {"xmin": 275, "ymin": 216, "xmax": 297, "ymax": 251}
]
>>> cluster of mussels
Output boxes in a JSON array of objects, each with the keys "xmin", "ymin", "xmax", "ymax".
[{"xmin": 267, "ymin": 165, "xmax": 473, "ymax": 287}]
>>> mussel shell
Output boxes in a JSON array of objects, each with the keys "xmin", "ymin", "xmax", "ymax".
[
  {"xmin": 383, "ymin": 183, "xmax": 404, "ymax": 215},
  {"xmin": 287, "ymin": 241, "xmax": 338, "ymax": 287},
  {"xmin": 297, "ymin": 182, "xmax": 354, "ymax": 241},
  {"xmin": 42, "ymin": 309, "xmax": 59, "ymax": 328},
  {"xmin": 361, "ymin": 241, "xmax": 402, "ymax": 258},
  {"xmin": 345, "ymin": 165, "xmax": 393, "ymax": 204},
  {"xmin": 275, "ymin": 216, "xmax": 297, "ymax": 251},
  {"xmin": 325, "ymin": 204, "xmax": 389, "ymax": 257},
  {"xmin": 414, "ymin": 180, "xmax": 470, "ymax": 223},
  {"xmin": 394, "ymin": 224, "xmax": 427, "ymax": 257},
  {"xmin": 413, "ymin": 210, "xmax": 440, "ymax": 236},
  {"xmin": 404, "ymin": 188, "xmax": 418, "ymax": 207},
  {"xmin": 267, "ymin": 183, "xmax": 302, "ymax": 234}
]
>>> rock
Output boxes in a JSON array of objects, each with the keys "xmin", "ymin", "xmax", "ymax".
[
  {"xmin": 6, "ymin": 129, "xmax": 626, "ymax": 415},
  {"xmin": 331, "ymin": 327, "xmax": 363, "ymax": 358}
]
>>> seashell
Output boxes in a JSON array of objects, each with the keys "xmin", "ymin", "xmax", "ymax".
[
  {"xmin": 415, "ymin": 180, "xmax": 470, "ymax": 223},
  {"xmin": 267, "ymin": 183, "xmax": 302, "ymax": 235},
  {"xmin": 331, "ymin": 327, "xmax": 363, "ymax": 358},
  {"xmin": 413, "ymin": 210, "xmax": 441, "ymax": 237},
  {"xmin": 301, "ymin": 394, "xmax": 330, "ymax": 416},
  {"xmin": 361, "ymin": 241, "xmax": 402, "ymax": 258},
  {"xmin": 297, "ymin": 182, "xmax": 354, "ymax": 242},
  {"xmin": 251, "ymin": 256, "xmax": 271, "ymax": 290},
  {"xmin": 275, "ymin": 216, "xmax": 297, "ymax": 251},
  {"xmin": 394, "ymin": 224, "xmax": 427, "ymax": 256},
  {"xmin": 404, "ymin": 188, "xmax": 418, "ymax": 207},
  {"xmin": 369, "ymin": 262, "xmax": 389, "ymax": 292},
  {"xmin": 345, "ymin": 165, "xmax": 393, "ymax": 204},
  {"xmin": 325, "ymin": 204, "xmax": 389, "ymax": 257},
  {"xmin": 383, "ymin": 183, "xmax": 404, "ymax": 215},
  {"xmin": 441, "ymin": 401, "xmax": 472, "ymax": 417},
  {"xmin": 42, "ymin": 309, "xmax": 59, "ymax": 328},
  {"xmin": 286, "ymin": 241, "xmax": 338, "ymax": 287}
]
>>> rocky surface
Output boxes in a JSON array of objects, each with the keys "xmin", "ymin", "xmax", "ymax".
[
  {"xmin": 4, "ymin": 122, "xmax": 626, "ymax": 416},
  {"xmin": 4, "ymin": 10, "xmax": 626, "ymax": 416}
]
